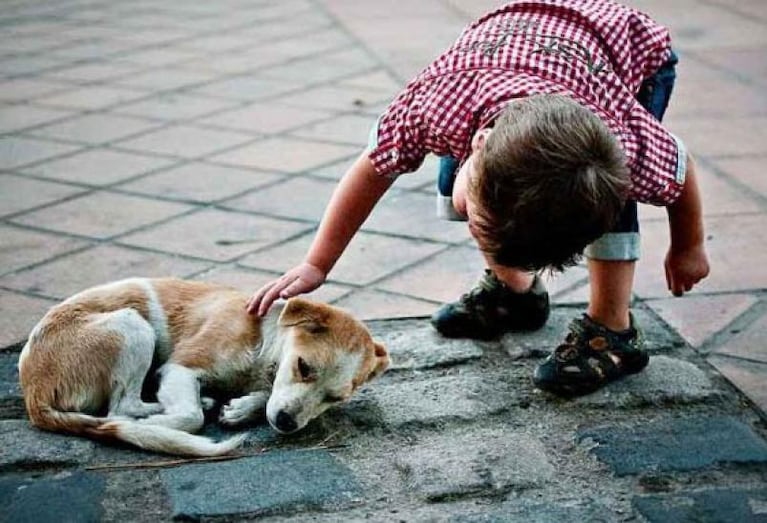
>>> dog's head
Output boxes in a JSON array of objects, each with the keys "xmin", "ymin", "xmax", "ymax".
[{"xmin": 267, "ymin": 297, "xmax": 389, "ymax": 434}]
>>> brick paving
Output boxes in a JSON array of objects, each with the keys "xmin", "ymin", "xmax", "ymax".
[{"xmin": 1, "ymin": 0, "xmax": 766, "ymax": 521}]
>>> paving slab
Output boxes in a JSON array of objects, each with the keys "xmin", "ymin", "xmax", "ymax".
[
  {"xmin": 633, "ymin": 487, "xmax": 767, "ymax": 523},
  {"xmin": 0, "ymin": 471, "xmax": 105, "ymax": 523},
  {"xmin": 161, "ymin": 450, "xmax": 361, "ymax": 519},
  {"xmin": 577, "ymin": 415, "xmax": 767, "ymax": 476},
  {"xmin": 395, "ymin": 428, "xmax": 554, "ymax": 501}
]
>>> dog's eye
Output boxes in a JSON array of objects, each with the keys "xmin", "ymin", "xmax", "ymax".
[{"xmin": 297, "ymin": 357, "xmax": 315, "ymax": 381}]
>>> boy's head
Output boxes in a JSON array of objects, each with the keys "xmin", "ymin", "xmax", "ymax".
[{"xmin": 465, "ymin": 94, "xmax": 630, "ymax": 271}]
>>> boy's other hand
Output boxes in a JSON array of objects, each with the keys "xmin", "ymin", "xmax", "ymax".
[
  {"xmin": 664, "ymin": 243, "xmax": 710, "ymax": 297},
  {"xmin": 246, "ymin": 263, "xmax": 326, "ymax": 317}
]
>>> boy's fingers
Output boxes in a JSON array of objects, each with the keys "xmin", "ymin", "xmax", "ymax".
[
  {"xmin": 281, "ymin": 279, "xmax": 309, "ymax": 298},
  {"xmin": 247, "ymin": 281, "xmax": 274, "ymax": 314},
  {"xmin": 258, "ymin": 277, "xmax": 294, "ymax": 317}
]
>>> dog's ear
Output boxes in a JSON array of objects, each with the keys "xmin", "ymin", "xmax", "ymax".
[
  {"xmin": 368, "ymin": 341, "xmax": 389, "ymax": 381},
  {"xmin": 278, "ymin": 297, "xmax": 330, "ymax": 333}
]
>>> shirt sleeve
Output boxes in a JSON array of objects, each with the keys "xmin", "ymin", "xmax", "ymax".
[
  {"xmin": 367, "ymin": 84, "xmax": 428, "ymax": 178},
  {"xmin": 622, "ymin": 105, "xmax": 687, "ymax": 206}
]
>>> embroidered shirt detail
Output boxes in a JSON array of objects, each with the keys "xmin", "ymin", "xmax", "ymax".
[{"xmin": 368, "ymin": 0, "xmax": 682, "ymax": 206}]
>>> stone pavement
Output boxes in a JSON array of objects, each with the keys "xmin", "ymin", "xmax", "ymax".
[{"xmin": 1, "ymin": 0, "xmax": 766, "ymax": 521}]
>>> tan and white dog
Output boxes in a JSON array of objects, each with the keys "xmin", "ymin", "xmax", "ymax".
[{"xmin": 18, "ymin": 278, "xmax": 389, "ymax": 457}]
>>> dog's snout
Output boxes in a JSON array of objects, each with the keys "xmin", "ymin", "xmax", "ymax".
[{"xmin": 275, "ymin": 410, "xmax": 298, "ymax": 433}]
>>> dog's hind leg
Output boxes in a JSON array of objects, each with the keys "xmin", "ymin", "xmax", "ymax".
[
  {"xmin": 98, "ymin": 309, "xmax": 163, "ymax": 418},
  {"xmin": 137, "ymin": 363, "xmax": 204, "ymax": 433}
]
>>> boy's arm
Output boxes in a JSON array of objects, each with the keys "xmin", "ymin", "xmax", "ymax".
[
  {"xmin": 247, "ymin": 152, "xmax": 394, "ymax": 316},
  {"xmin": 664, "ymin": 153, "xmax": 710, "ymax": 296}
]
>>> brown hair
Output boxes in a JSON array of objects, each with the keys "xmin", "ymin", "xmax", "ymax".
[{"xmin": 469, "ymin": 94, "xmax": 630, "ymax": 271}]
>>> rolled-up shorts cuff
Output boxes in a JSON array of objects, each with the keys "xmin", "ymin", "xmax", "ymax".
[{"xmin": 584, "ymin": 232, "xmax": 641, "ymax": 261}]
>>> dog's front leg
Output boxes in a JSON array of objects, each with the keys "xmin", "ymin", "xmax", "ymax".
[
  {"xmin": 219, "ymin": 391, "xmax": 269, "ymax": 427},
  {"xmin": 138, "ymin": 363, "xmax": 204, "ymax": 433}
]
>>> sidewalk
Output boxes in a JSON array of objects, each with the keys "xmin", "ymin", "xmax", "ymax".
[{"xmin": 1, "ymin": 0, "xmax": 766, "ymax": 521}]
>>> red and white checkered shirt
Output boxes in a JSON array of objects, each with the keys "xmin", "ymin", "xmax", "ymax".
[{"xmin": 368, "ymin": 0, "xmax": 686, "ymax": 206}]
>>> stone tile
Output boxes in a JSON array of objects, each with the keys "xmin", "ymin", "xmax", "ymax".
[
  {"xmin": 12, "ymin": 191, "xmax": 192, "ymax": 239},
  {"xmin": 0, "ymin": 54, "xmax": 69, "ymax": 77},
  {"xmin": 198, "ymin": 102, "xmax": 331, "ymax": 134},
  {"xmin": 194, "ymin": 266, "xmax": 352, "ymax": 305},
  {"xmin": 119, "ymin": 208, "xmax": 312, "ymax": 262},
  {"xmin": 667, "ymin": 117, "xmax": 767, "ymax": 157},
  {"xmin": 260, "ymin": 46, "xmax": 368, "ymax": 85},
  {"xmin": 0, "ymin": 175, "xmax": 84, "ymax": 218},
  {"xmin": 577, "ymin": 415, "xmax": 767, "ymax": 476},
  {"xmin": 162, "ymin": 451, "xmax": 361, "ymax": 519},
  {"xmin": 646, "ymin": 294, "xmax": 758, "ymax": 349},
  {"xmin": 115, "ymin": 124, "xmax": 252, "ymax": 159},
  {"xmin": 338, "ymin": 69, "xmax": 401, "ymax": 94},
  {"xmin": 0, "ymin": 78, "xmax": 72, "ymax": 102},
  {"xmin": 1, "ymin": 244, "xmax": 210, "ymax": 299},
  {"xmin": 290, "ymin": 114, "xmax": 375, "ymax": 146},
  {"xmin": 370, "ymin": 372, "xmax": 522, "ymax": 427},
  {"xmin": 24, "ymin": 149, "xmax": 175, "ymax": 186},
  {"xmin": 240, "ymin": 230, "xmax": 444, "ymax": 286},
  {"xmin": 0, "ymin": 419, "xmax": 96, "ymax": 468},
  {"xmin": 113, "ymin": 68, "xmax": 218, "ymax": 90},
  {"xmin": 665, "ymin": 57, "xmax": 767, "ymax": 119},
  {"xmin": 708, "ymin": 356, "xmax": 767, "ymax": 415},
  {"xmin": 210, "ymin": 137, "xmax": 358, "ymax": 173},
  {"xmin": 43, "ymin": 61, "xmax": 143, "ymax": 84},
  {"xmin": 309, "ymin": 156, "xmax": 363, "ymax": 181},
  {"xmin": 367, "ymin": 318, "xmax": 484, "ymax": 370},
  {"xmin": 35, "ymin": 85, "xmax": 146, "ymax": 110},
  {"xmin": 331, "ymin": 289, "xmax": 437, "ymax": 321},
  {"xmin": 275, "ymin": 85, "xmax": 393, "ymax": 112},
  {"xmin": 635, "ymin": 214, "xmax": 767, "ymax": 298},
  {"xmin": 633, "ymin": 488, "xmax": 767, "ymax": 523},
  {"xmin": 363, "ymin": 189, "xmax": 473, "ymax": 243},
  {"xmin": 396, "ymin": 428, "xmax": 554, "ymax": 501},
  {"xmin": 542, "ymin": 264, "xmax": 589, "ymax": 300},
  {"xmin": 30, "ymin": 113, "xmax": 162, "ymax": 144},
  {"xmin": 118, "ymin": 162, "xmax": 283, "ymax": 203},
  {"xmin": 113, "ymin": 93, "xmax": 238, "ymax": 121},
  {"xmin": 712, "ymin": 311, "xmax": 767, "ymax": 364},
  {"xmin": 574, "ymin": 356, "xmax": 720, "ymax": 408},
  {"xmin": 0, "ymin": 104, "xmax": 72, "ymax": 133},
  {"xmin": 222, "ymin": 177, "xmax": 335, "ymax": 220},
  {"xmin": 119, "ymin": 47, "xmax": 199, "ymax": 68},
  {"xmin": 713, "ymin": 156, "xmax": 767, "ymax": 199},
  {"xmin": 0, "ymin": 225, "xmax": 89, "ymax": 275},
  {"xmin": 0, "ymin": 291, "xmax": 56, "ymax": 349},
  {"xmin": 0, "ymin": 350, "xmax": 22, "ymax": 416},
  {"xmin": 0, "ymin": 136, "xmax": 81, "ymax": 169},
  {"xmin": 703, "ymin": 47, "xmax": 767, "ymax": 86},
  {"xmin": 0, "ymin": 471, "xmax": 105, "ymax": 522},
  {"xmin": 191, "ymin": 75, "xmax": 299, "ymax": 101},
  {"xmin": 376, "ymin": 245, "xmax": 486, "ymax": 303}
]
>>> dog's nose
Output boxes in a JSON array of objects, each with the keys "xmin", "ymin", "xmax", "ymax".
[{"xmin": 275, "ymin": 410, "xmax": 298, "ymax": 433}]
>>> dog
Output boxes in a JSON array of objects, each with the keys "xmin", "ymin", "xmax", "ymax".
[{"xmin": 18, "ymin": 277, "xmax": 389, "ymax": 457}]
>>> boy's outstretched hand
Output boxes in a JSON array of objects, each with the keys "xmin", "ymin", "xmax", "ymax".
[
  {"xmin": 246, "ymin": 263, "xmax": 326, "ymax": 317},
  {"xmin": 664, "ymin": 243, "xmax": 710, "ymax": 297}
]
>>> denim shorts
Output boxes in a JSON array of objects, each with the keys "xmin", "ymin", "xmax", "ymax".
[{"xmin": 436, "ymin": 50, "xmax": 680, "ymax": 262}]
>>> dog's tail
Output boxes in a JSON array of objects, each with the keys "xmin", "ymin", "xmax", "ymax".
[
  {"xmin": 26, "ymin": 404, "xmax": 245, "ymax": 457},
  {"xmin": 85, "ymin": 420, "xmax": 247, "ymax": 457}
]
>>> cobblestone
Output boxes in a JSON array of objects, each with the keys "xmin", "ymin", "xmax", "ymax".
[{"xmin": 577, "ymin": 415, "xmax": 767, "ymax": 476}]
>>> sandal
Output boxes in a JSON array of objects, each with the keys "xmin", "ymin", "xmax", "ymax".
[{"xmin": 533, "ymin": 313, "xmax": 647, "ymax": 397}]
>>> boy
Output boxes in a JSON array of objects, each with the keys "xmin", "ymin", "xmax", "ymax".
[{"xmin": 247, "ymin": 0, "xmax": 710, "ymax": 397}]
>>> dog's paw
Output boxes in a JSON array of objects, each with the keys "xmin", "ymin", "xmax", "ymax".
[{"xmin": 219, "ymin": 393, "xmax": 268, "ymax": 426}]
